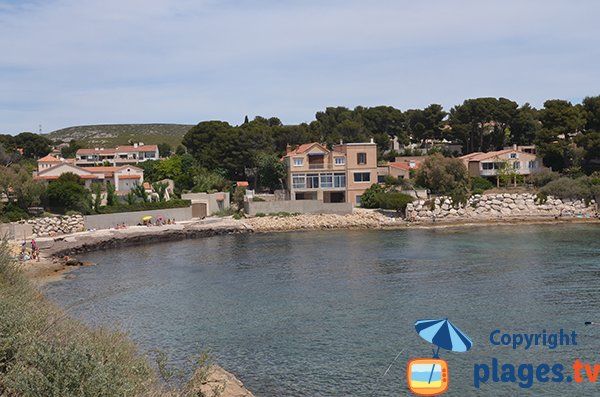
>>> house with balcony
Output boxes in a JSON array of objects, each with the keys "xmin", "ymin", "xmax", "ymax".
[
  {"xmin": 34, "ymin": 155, "xmax": 144, "ymax": 193},
  {"xmin": 283, "ymin": 140, "xmax": 377, "ymax": 206},
  {"xmin": 460, "ymin": 145, "xmax": 544, "ymax": 184},
  {"xmin": 75, "ymin": 143, "xmax": 159, "ymax": 167}
]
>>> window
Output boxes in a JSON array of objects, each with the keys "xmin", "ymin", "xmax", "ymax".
[
  {"xmin": 356, "ymin": 195, "xmax": 362, "ymax": 205},
  {"xmin": 357, "ymin": 152, "xmax": 367, "ymax": 165},
  {"xmin": 353, "ymin": 172, "xmax": 371, "ymax": 182},
  {"xmin": 528, "ymin": 160, "xmax": 537, "ymax": 169},
  {"xmin": 482, "ymin": 162, "xmax": 505, "ymax": 170},
  {"xmin": 378, "ymin": 175, "xmax": 386, "ymax": 183},
  {"xmin": 292, "ymin": 174, "xmax": 305, "ymax": 189},
  {"xmin": 293, "ymin": 158, "xmax": 304, "ymax": 167},
  {"xmin": 334, "ymin": 173, "xmax": 346, "ymax": 188},
  {"xmin": 320, "ymin": 173, "xmax": 333, "ymax": 188},
  {"xmin": 509, "ymin": 153, "xmax": 518, "ymax": 159},
  {"xmin": 335, "ymin": 157, "xmax": 345, "ymax": 165},
  {"xmin": 307, "ymin": 173, "xmax": 319, "ymax": 188},
  {"xmin": 513, "ymin": 161, "xmax": 520, "ymax": 169}
]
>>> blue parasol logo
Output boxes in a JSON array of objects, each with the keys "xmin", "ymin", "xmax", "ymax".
[{"xmin": 407, "ymin": 318, "xmax": 473, "ymax": 396}]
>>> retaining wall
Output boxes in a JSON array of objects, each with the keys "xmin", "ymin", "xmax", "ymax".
[
  {"xmin": 0, "ymin": 222, "xmax": 34, "ymax": 240},
  {"xmin": 84, "ymin": 206, "xmax": 193, "ymax": 230},
  {"xmin": 406, "ymin": 193, "xmax": 597, "ymax": 222},
  {"xmin": 244, "ymin": 200, "xmax": 353, "ymax": 216}
]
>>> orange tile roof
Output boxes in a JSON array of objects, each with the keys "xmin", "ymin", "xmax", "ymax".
[
  {"xmin": 461, "ymin": 149, "xmax": 514, "ymax": 162},
  {"xmin": 285, "ymin": 142, "xmax": 327, "ymax": 156},
  {"xmin": 388, "ymin": 160, "xmax": 422, "ymax": 170},
  {"xmin": 38, "ymin": 154, "xmax": 62, "ymax": 163},
  {"xmin": 143, "ymin": 182, "xmax": 151, "ymax": 189},
  {"xmin": 33, "ymin": 175, "xmax": 59, "ymax": 180},
  {"xmin": 388, "ymin": 162, "xmax": 411, "ymax": 171},
  {"xmin": 236, "ymin": 181, "xmax": 249, "ymax": 187},
  {"xmin": 119, "ymin": 175, "xmax": 141, "ymax": 180}
]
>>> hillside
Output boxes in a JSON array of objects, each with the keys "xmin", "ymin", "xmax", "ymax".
[{"xmin": 45, "ymin": 123, "xmax": 195, "ymax": 148}]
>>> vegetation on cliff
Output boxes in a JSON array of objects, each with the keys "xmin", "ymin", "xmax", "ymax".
[{"xmin": 0, "ymin": 239, "xmax": 225, "ymax": 397}]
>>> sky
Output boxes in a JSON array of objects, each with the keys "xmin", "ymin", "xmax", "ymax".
[{"xmin": 1, "ymin": 0, "xmax": 599, "ymax": 134}]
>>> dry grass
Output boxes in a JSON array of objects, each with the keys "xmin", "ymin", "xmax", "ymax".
[{"xmin": 0, "ymin": 240, "xmax": 221, "ymax": 397}]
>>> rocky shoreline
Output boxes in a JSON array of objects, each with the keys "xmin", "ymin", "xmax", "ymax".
[{"xmin": 12, "ymin": 203, "xmax": 600, "ymax": 397}]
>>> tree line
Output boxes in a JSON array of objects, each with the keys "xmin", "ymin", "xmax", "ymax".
[
  {"xmin": 2, "ymin": 95, "xmax": 600, "ymax": 210},
  {"xmin": 181, "ymin": 95, "xmax": 600, "ymax": 183}
]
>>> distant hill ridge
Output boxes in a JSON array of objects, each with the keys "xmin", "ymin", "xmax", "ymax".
[{"xmin": 45, "ymin": 123, "xmax": 195, "ymax": 148}]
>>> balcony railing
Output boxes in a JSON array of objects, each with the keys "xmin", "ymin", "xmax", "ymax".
[{"xmin": 308, "ymin": 163, "xmax": 330, "ymax": 170}]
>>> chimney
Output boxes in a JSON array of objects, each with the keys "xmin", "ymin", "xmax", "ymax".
[
  {"xmin": 286, "ymin": 144, "xmax": 291, "ymax": 154},
  {"xmin": 133, "ymin": 143, "xmax": 138, "ymax": 148},
  {"xmin": 370, "ymin": 137, "xmax": 374, "ymax": 144},
  {"xmin": 340, "ymin": 139, "xmax": 343, "ymax": 145},
  {"xmin": 513, "ymin": 144, "xmax": 517, "ymax": 151}
]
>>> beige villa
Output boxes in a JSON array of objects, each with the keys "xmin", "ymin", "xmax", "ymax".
[
  {"xmin": 460, "ymin": 145, "xmax": 544, "ymax": 184},
  {"xmin": 283, "ymin": 140, "xmax": 377, "ymax": 206},
  {"xmin": 34, "ymin": 155, "xmax": 144, "ymax": 193},
  {"xmin": 75, "ymin": 143, "xmax": 159, "ymax": 167}
]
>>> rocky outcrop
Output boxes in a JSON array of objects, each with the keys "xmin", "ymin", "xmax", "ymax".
[
  {"xmin": 28, "ymin": 215, "xmax": 85, "ymax": 237},
  {"xmin": 406, "ymin": 193, "xmax": 597, "ymax": 223},
  {"xmin": 243, "ymin": 209, "xmax": 404, "ymax": 231},
  {"xmin": 49, "ymin": 225, "xmax": 250, "ymax": 257}
]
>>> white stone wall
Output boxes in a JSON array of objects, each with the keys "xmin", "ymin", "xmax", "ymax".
[
  {"xmin": 406, "ymin": 193, "xmax": 597, "ymax": 222},
  {"xmin": 28, "ymin": 215, "xmax": 85, "ymax": 237}
]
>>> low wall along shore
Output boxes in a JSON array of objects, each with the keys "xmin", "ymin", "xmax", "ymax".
[
  {"xmin": 245, "ymin": 200, "xmax": 353, "ymax": 216},
  {"xmin": 22, "ymin": 207, "xmax": 194, "ymax": 237},
  {"xmin": 406, "ymin": 193, "xmax": 598, "ymax": 222},
  {"xmin": 84, "ymin": 206, "xmax": 192, "ymax": 230}
]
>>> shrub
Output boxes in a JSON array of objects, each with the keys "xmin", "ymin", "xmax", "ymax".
[
  {"xmin": 470, "ymin": 177, "xmax": 493, "ymax": 195},
  {"xmin": 255, "ymin": 212, "xmax": 266, "ymax": 217},
  {"xmin": 233, "ymin": 187, "xmax": 246, "ymax": 210},
  {"xmin": 539, "ymin": 177, "xmax": 593, "ymax": 201},
  {"xmin": 44, "ymin": 173, "xmax": 92, "ymax": 214},
  {"xmin": 232, "ymin": 212, "xmax": 243, "ymax": 220},
  {"xmin": 213, "ymin": 207, "xmax": 237, "ymax": 217},
  {"xmin": 415, "ymin": 153, "xmax": 470, "ymax": 197},
  {"xmin": 106, "ymin": 183, "xmax": 116, "ymax": 206},
  {"xmin": 360, "ymin": 184, "xmax": 385, "ymax": 208},
  {"xmin": 525, "ymin": 169, "xmax": 560, "ymax": 187},
  {"xmin": 0, "ymin": 205, "xmax": 30, "ymax": 222},
  {"xmin": 374, "ymin": 192, "xmax": 414, "ymax": 213},
  {"xmin": 252, "ymin": 196, "xmax": 265, "ymax": 202}
]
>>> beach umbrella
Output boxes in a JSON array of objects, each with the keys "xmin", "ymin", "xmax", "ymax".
[
  {"xmin": 142, "ymin": 215, "xmax": 153, "ymax": 221},
  {"xmin": 415, "ymin": 318, "xmax": 472, "ymax": 384},
  {"xmin": 415, "ymin": 318, "xmax": 472, "ymax": 355}
]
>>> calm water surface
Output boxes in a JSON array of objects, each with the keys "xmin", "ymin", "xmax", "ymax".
[{"xmin": 45, "ymin": 225, "xmax": 600, "ymax": 396}]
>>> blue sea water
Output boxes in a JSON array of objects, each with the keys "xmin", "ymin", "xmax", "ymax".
[{"xmin": 44, "ymin": 224, "xmax": 600, "ymax": 396}]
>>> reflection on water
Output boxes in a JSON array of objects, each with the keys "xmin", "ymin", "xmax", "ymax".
[{"xmin": 45, "ymin": 224, "xmax": 600, "ymax": 396}]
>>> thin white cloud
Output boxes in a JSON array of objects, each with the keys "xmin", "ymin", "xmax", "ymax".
[{"xmin": 1, "ymin": 0, "xmax": 599, "ymax": 133}]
